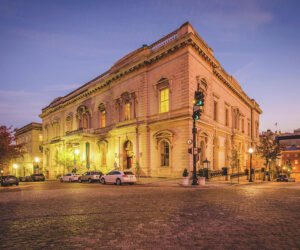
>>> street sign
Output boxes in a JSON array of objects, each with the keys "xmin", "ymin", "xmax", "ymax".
[{"xmin": 193, "ymin": 148, "xmax": 198, "ymax": 155}]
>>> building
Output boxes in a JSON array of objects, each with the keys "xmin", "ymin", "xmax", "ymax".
[
  {"xmin": 40, "ymin": 22, "xmax": 262, "ymax": 179},
  {"xmin": 12, "ymin": 122, "xmax": 43, "ymax": 177},
  {"xmin": 277, "ymin": 129, "xmax": 300, "ymax": 180}
]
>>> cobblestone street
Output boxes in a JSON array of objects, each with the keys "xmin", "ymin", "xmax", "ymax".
[{"xmin": 0, "ymin": 181, "xmax": 299, "ymax": 249}]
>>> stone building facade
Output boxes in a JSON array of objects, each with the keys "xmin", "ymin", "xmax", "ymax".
[
  {"xmin": 40, "ymin": 22, "xmax": 262, "ymax": 179},
  {"xmin": 12, "ymin": 122, "xmax": 43, "ymax": 177}
]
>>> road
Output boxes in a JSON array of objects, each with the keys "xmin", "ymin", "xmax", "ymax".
[{"xmin": 0, "ymin": 181, "xmax": 299, "ymax": 249}]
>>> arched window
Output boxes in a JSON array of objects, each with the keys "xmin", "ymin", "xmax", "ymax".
[
  {"xmin": 124, "ymin": 103, "xmax": 131, "ymax": 120},
  {"xmin": 98, "ymin": 103, "xmax": 106, "ymax": 128},
  {"xmin": 76, "ymin": 105, "xmax": 90, "ymax": 129},
  {"xmin": 82, "ymin": 114, "xmax": 88, "ymax": 129},
  {"xmin": 160, "ymin": 140, "xmax": 170, "ymax": 167},
  {"xmin": 66, "ymin": 114, "xmax": 73, "ymax": 132}
]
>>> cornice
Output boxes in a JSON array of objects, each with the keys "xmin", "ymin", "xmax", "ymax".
[{"xmin": 40, "ymin": 31, "xmax": 262, "ymax": 118}]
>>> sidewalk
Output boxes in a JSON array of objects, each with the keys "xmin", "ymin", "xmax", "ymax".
[{"xmin": 136, "ymin": 177, "xmax": 266, "ymax": 188}]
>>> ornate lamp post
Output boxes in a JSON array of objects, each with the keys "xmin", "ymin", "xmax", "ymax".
[
  {"xmin": 13, "ymin": 163, "xmax": 18, "ymax": 176},
  {"xmin": 203, "ymin": 158, "xmax": 210, "ymax": 179},
  {"xmin": 34, "ymin": 157, "xmax": 40, "ymax": 174},
  {"xmin": 248, "ymin": 148, "xmax": 254, "ymax": 182}
]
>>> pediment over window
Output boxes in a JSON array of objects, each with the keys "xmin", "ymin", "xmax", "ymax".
[
  {"xmin": 76, "ymin": 105, "xmax": 90, "ymax": 118},
  {"xmin": 121, "ymin": 92, "xmax": 131, "ymax": 103},
  {"xmin": 98, "ymin": 103, "xmax": 106, "ymax": 112},
  {"xmin": 156, "ymin": 77, "xmax": 169, "ymax": 90}
]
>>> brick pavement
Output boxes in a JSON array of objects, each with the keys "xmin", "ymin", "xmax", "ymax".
[{"xmin": 0, "ymin": 182, "xmax": 299, "ymax": 249}]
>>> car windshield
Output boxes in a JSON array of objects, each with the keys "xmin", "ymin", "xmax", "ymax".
[{"xmin": 124, "ymin": 171, "xmax": 134, "ymax": 175}]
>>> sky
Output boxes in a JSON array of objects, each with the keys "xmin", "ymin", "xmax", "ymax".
[{"xmin": 0, "ymin": 0, "xmax": 299, "ymax": 132}]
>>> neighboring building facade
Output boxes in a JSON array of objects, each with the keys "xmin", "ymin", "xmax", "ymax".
[
  {"xmin": 40, "ymin": 22, "xmax": 262, "ymax": 179},
  {"xmin": 277, "ymin": 129, "xmax": 300, "ymax": 180},
  {"xmin": 12, "ymin": 122, "xmax": 43, "ymax": 177}
]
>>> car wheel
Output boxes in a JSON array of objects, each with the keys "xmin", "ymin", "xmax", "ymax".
[
  {"xmin": 88, "ymin": 178, "xmax": 92, "ymax": 183},
  {"xmin": 78, "ymin": 178, "xmax": 82, "ymax": 183},
  {"xmin": 129, "ymin": 183, "xmax": 134, "ymax": 185},
  {"xmin": 100, "ymin": 178, "xmax": 106, "ymax": 184},
  {"xmin": 116, "ymin": 178, "xmax": 122, "ymax": 186},
  {"xmin": 16, "ymin": 182, "xmax": 19, "ymax": 186}
]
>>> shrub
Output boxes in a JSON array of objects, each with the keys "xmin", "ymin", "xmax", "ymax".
[{"xmin": 182, "ymin": 168, "xmax": 189, "ymax": 177}]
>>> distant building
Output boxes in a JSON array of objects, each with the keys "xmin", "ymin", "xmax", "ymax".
[
  {"xmin": 12, "ymin": 123, "xmax": 43, "ymax": 177},
  {"xmin": 277, "ymin": 129, "xmax": 300, "ymax": 180},
  {"xmin": 40, "ymin": 22, "xmax": 262, "ymax": 179}
]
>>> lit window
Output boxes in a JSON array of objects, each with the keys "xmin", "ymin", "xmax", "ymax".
[
  {"xmin": 160, "ymin": 88, "xmax": 169, "ymax": 113},
  {"xmin": 39, "ymin": 134, "xmax": 43, "ymax": 142},
  {"xmin": 124, "ymin": 103, "xmax": 131, "ymax": 121},
  {"xmin": 101, "ymin": 111, "xmax": 106, "ymax": 128},
  {"xmin": 160, "ymin": 140, "xmax": 170, "ymax": 167}
]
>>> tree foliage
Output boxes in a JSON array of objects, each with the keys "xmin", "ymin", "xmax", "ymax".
[
  {"xmin": 0, "ymin": 125, "xmax": 24, "ymax": 167},
  {"xmin": 256, "ymin": 130, "xmax": 281, "ymax": 168}
]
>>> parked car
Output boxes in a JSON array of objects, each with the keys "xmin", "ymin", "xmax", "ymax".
[
  {"xmin": 19, "ymin": 176, "xmax": 33, "ymax": 182},
  {"xmin": 78, "ymin": 171, "xmax": 103, "ymax": 183},
  {"xmin": 31, "ymin": 174, "xmax": 45, "ymax": 182},
  {"xmin": 60, "ymin": 173, "xmax": 80, "ymax": 182},
  {"xmin": 100, "ymin": 171, "xmax": 137, "ymax": 185},
  {"xmin": 276, "ymin": 174, "xmax": 296, "ymax": 182},
  {"xmin": 0, "ymin": 175, "xmax": 19, "ymax": 186}
]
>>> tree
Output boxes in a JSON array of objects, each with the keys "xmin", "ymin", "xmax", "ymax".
[
  {"xmin": 54, "ymin": 149, "xmax": 75, "ymax": 174},
  {"xmin": 256, "ymin": 130, "xmax": 281, "ymax": 181},
  {"xmin": 0, "ymin": 126, "xmax": 24, "ymax": 169}
]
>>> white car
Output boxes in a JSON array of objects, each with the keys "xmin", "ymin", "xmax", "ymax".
[
  {"xmin": 60, "ymin": 173, "xmax": 80, "ymax": 182},
  {"xmin": 100, "ymin": 171, "xmax": 137, "ymax": 185}
]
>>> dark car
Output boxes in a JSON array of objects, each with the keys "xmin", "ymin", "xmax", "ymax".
[
  {"xmin": 31, "ymin": 174, "xmax": 45, "ymax": 182},
  {"xmin": 0, "ymin": 175, "xmax": 19, "ymax": 186},
  {"xmin": 276, "ymin": 174, "xmax": 288, "ymax": 182}
]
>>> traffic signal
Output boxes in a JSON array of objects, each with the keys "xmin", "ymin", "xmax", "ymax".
[
  {"xmin": 194, "ymin": 91, "xmax": 204, "ymax": 106},
  {"xmin": 193, "ymin": 109, "xmax": 201, "ymax": 120}
]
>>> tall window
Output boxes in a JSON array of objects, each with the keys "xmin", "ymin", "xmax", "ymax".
[
  {"xmin": 248, "ymin": 122, "xmax": 250, "ymax": 136},
  {"xmin": 124, "ymin": 103, "xmax": 131, "ymax": 121},
  {"xmin": 241, "ymin": 119, "xmax": 245, "ymax": 133},
  {"xmin": 66, "ymin": 116, "xmax": 72, "ymax": 132},
  {"xmin": 213, "ymin": 101, "xmax": 218, "ymax": 121},
  {"xmin": 160, "ymin": 88, "xmax": 169, "ymax": 113},
  {"xmin": 100, "ymin": 111, "xmax": 106, "ymax": 128},
  {"xmin": 160, "ymin": 140, "xmax": 170, "ymax": 167},
  {"xmin": 82, "ymin": 114, "xmax": 88, "ymax": 129},
  {"xmin": 225, "ymin": 108, "xmax": 229, "ymax": 126}
]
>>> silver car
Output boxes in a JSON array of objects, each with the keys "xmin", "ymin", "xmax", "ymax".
[
  {"xmin": 100, "ymin": 171, "xmax": 137, "ymax": 185},
  {"xmin": 78, "ymin": 171, "xmax": 103, "ymax": 183},
  {"xmin": 60, "ymin": 173, "xmax": 80, "ymax": 182}
]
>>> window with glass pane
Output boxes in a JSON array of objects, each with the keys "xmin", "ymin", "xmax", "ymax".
[
  {"xmin": 101, "ymin": 110, "xmax": 106, "ymax": 128},
  {"xmin": 160, "ymin": 88, "xmax": 169, "ymax": 113},
  {"xmin": 160, "ymin": 141, "xmax": 170, "ymax": 166},
  {"xmin": 124, "ymin": 103, "xmax": 131, "ymax": 120}
]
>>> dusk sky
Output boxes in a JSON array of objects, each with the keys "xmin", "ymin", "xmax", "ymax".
[{"xmin": 0, "ymin": 0, "xmax": 299, "ymax": 132}]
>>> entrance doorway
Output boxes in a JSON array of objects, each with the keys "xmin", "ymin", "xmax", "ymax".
[{"xmin": 123, "ymin": 140, "xmax": 133, "ymax": 169}]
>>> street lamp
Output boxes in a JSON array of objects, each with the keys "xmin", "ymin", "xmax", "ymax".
[
  {"xmin": 203, "ymin": 158, "xmax": 210, "ymax": 179},
  {"xmin": 248, "ymin": 148, "xmax": 254, "ymax": 182},
  {"xmin": 13, "ymin": 163, "xmax": 18, "ymax": 176},
  {"xmin": 34, "ymin": 157, "xmax": 40, "ymax": 174}
]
